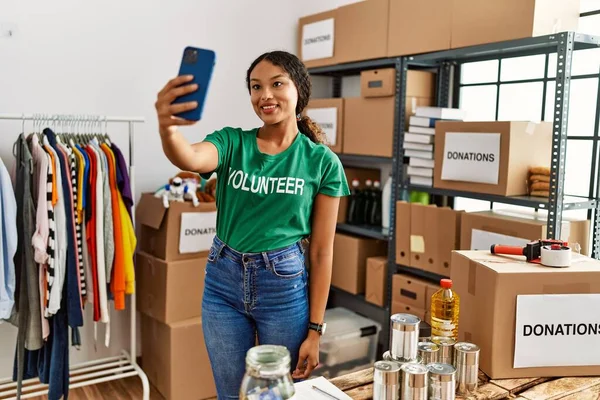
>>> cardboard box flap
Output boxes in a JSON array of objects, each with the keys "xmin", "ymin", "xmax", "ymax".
[
  {"xmin": 454, "ymin": 250, "xmax": 600, "ymax": 274},
  {"xmin": 137, "ymin": 194, "xmax": 168, "ymax": 229}
]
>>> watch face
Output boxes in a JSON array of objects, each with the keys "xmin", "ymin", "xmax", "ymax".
[{"xmin": 321, "ymin": 322, "xmax": 327, "ymax": 336}]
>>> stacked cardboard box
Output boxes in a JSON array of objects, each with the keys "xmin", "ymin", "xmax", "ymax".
[
  {"xmin": 406, "ymin": 107, "xmax": 465, "ymax": 187},
  {"xmin": 298, "ymin": 0, "xmax": 580, "ymax": 66},
  {"xmin": 332, "ymin": 233, "xmax": 388, "ymax": 295},
  {"xmin": 391, "ymin": 274, "xmax": 440, "ymax": 324},
  {"xmin": 136, "ymin": 193, "xmax": 217, "ymax": 400},
  {"xmin": 395, "ymin": 201, "xmax": 463, "ymax": 276}
]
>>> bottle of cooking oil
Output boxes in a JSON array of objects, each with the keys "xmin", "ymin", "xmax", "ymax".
[{"xmin": 430, "ymin": 279, "xmax": 460, "ymax": 340}]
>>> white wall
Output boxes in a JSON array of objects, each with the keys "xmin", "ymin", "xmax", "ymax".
[{"xmin": 0, "ymin": 0, "xmax": 361, "ymax": 378}]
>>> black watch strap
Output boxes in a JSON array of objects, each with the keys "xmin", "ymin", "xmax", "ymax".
[{"xmin": 308, "ymin": 322, "xmax": 323, "ymax": 334}]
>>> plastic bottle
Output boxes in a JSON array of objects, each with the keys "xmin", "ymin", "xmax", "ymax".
[
  {"xmin": 362, "ymin": 179, "xmax": 374, "ymax": 225},
  {"xmin": 430, "ymin": 279, "xmax": 460, "ymax": 340},
  {"xmin": 382, "ymin": 174, "xmax": 392, "ymax": 230},
  {"xmin": 347, "ymin": 179, "xmax": 360, "ymax": 224},
  {"xmin": 370, "ymin": 180, "xmax": 382, "ymax": 227}
]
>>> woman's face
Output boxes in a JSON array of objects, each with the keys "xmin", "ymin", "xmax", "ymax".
[{"xmin": 249, "ymin": 60, "xmax": 299, "ymax": 126}]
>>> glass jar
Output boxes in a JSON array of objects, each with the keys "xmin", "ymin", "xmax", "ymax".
[{"xmin": 239, "ymin": 345, "xmax": 296, "ymax": 400}]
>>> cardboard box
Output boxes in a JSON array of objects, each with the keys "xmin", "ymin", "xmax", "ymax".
[
  {"xmin": 137, "ymin": 193, "xmax": 217, "ymax": 261},
  {"xmin": 343, "ymin": 96, "xmax": 395, "ymax": 157},
  {"xmin": 451, "ymin": 0, "xmax": 580, "ymax": 49},
  {"xmin": 410, "ymin": 203, "xmax": 462, "ymax": 276},
  {"xmin": 406, "ymin": 71, "xmax": 436, "ymax": 99},
  {"xmin": 298, "ymin": 10, "xmax": 338, "ymax": 68},
  {"xmin": 387, "ymin": 0, "xmax": 452, "ymax": 56},
  {"xmin": 361, "ymin": 69, "xmax": 435, "ymax": 99},
  {"xmin": 305, "ymin": 98, "xmax": 344, "ymax": 153},
  {"xmin": 338, "ymin": 167, "xmax": 381, "ymax": 223},
  {"xmin": 395, "ymin": 201, "xmax": 412, "ymax": 265},
  {"xmin": 366, "ymin": 256, "xmax": 388, "ymax": 307},
  {"xmin": 451, "ymin": 250, "xmax": 600, "ymax": 379},
  {"xmin": 392, "ymin": 274, "xmax": 429, "ymax": 309},
  {"xmin": 460, "ymin": 209, "xmax": 590, "ymax": 256},
  {"xmin": 361, "ymin": 68, "xmax": 395, "ymax": 98},
  {"xmin": 142, "ymin": 316, "xmax": 216, "ymax": 399},
  {"xmin": 391, "ymin": 300, "xmax": 427, "ymax": 323},
  {"xmin": 136, "ymin": 252, "xmax": 206, "ymax": 324},
  {"xmin": 425, "ymin": 283, "xmax": 441, "ymax": 315},
  {"xmin": 434, "ymin": 121, "xmax": 553, "ymax": 196},
  {"xmin": 336, "ymin": 0, "xmax": 390, "ymax": 64},
  {"xmin": 332, "ymin": 233, "xmax": 388, "ymax": 294}
]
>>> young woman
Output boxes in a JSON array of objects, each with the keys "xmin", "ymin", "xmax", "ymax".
[{"xmin": 154, "ymin": 50, "xmax": 349, "ymax": 398}]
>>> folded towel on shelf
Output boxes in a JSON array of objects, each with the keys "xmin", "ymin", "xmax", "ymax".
[
  {"xmin": 529, "ymin": 174, "xmax": 550, "ymax": 183},
  {"xmin": 530, "ymin": 181, "xmax": 550, "ymax": 191},
  {"xmin": 530, "ymin": 190, "xmax": 550, "ymax": 197},
  {"xmin": 529, "ymin": 166, "xmax": 551, "ymax": 175}
]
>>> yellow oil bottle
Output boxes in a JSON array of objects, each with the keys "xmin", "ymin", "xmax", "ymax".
[{"xmin": 430, "ymin": 279, "xmax": 460, "ymax": 340}]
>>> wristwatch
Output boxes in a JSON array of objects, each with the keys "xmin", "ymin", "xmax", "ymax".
[{"xmin": 308, "ymin": 321, "xmax": 327, "ymax": 335}]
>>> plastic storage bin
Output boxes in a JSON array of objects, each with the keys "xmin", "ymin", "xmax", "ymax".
[{"xmin": 315, "ymin": 307, "xmax": 381, "ymax": 377}]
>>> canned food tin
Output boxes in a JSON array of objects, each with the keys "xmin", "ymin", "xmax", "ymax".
[
  {"xmin": 427, "ymin": 363, "xmax": 456, "ymax": 400},
  {"xmin": 373, "ymin": 361, "xmax": 401, "ymax": 400},
  {"xmin": 383, "ymin": 351, "xmax": 422, "ymax": 366},
  {"xmin": 390, "ymin": 314, "xmax": 421, "ymax": 361},
  {"xmin": 417, "ymin": 342, "xmax": 439, "ymax": 365},
  {"xmin": 400, "ymin": 363, "xmax": 428, "ymax": 400},
  {"xmin": 454, "ymin": 342, "xmax": 480, "ymax": 395},
  {"xmin": 431, "ymin": 336, "xmax": 456, "ymax": 365}
]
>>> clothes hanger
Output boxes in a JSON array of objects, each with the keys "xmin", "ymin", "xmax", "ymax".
[{"xmin": 104, "ymin": 116, "xmax": 112, "ymax": 146}]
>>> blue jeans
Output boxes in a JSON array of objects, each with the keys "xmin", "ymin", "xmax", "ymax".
[{"xmin": 202, "ymin": 236, "xmax": 309, "ymax": 400}]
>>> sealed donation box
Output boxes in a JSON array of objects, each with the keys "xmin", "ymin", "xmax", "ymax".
[{"xmin": 451, "ymin": 250, "xmax": 600, "ymax": 379}]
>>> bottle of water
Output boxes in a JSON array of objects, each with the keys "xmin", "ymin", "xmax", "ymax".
[
  {"xmin": 239, "ymin": 345, "xmax": 296, "ymax": 400},
  {"xmin": 382, "ymin": 174, "xmax": 392, "ymax": 230}
]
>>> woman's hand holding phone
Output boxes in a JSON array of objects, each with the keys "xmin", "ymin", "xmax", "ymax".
[{"xmin": 155, "ymin": 75, "xmax": 199, "ymax": 137}]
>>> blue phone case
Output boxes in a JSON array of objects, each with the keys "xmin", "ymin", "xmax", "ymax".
[{"xmin": 174, "ymin": 46, "xmax": 216, "ymax": 121}]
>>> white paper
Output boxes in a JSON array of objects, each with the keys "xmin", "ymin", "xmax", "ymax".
[
  {"xmin": 302, "ymin": 18, "xmax": 334, "ymax": 61},
  {"xmin": 179, "ymin": 211, "xmax": 217, "ymax": 254},
  {"xmin": 294, "ymin": 376, "xmax": 352, "ymax": 400},
  {"xmin": 470, "ymin": 229, "xmax": 530, "ymax": 251},
  {"xmin": 514, "ymin": 294, "xmax": 600, "ymax": 368},
  {"xmin": 306, "ymin": 107, "xmax": 337, "ymax": 146},
  {"xmin": 441, "ymin": 132, "xmax": 501, "ymax": 184}
]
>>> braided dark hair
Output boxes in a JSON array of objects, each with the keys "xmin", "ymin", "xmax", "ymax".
[{"xmin": 246, "ymin": 51, "xmax": 327, "ymax": 145}]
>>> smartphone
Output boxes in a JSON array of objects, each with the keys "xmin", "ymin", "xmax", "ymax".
[{"xmin": 173, "ymin": 46, "xmax": 216, "ymax": 121}]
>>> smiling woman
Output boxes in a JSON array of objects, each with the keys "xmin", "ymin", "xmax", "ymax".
[{"xmin": 154, "ymin": 50, "xmax": 350, "ymax": 399}]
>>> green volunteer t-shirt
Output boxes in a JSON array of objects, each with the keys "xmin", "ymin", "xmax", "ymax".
[{"xmin": 201, "ymin": 126, "xmax": 350, "ymax": 253}]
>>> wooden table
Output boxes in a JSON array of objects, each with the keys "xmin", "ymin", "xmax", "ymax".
[{"xmin": 329, "ymin": 368, "xmax": 600, "ymax": 399}]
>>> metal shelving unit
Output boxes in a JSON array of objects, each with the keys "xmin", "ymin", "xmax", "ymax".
[
  {"xmin": 402, "ymin": 32, "xmax": 600, "ymax": 243},
  {"xmin": 407, "ymin": 186, "xmax": 596, "ymax": 211},
  {"xmin": 309, "ymin": 56, "xmax": 402, "ymax": 350},
  {"xmin": 308, "ymin": 31, "xmax": 600, "ymax": 355},
  {"xmin": 336, "ymin": 223, "xmax": 389, "ymax": 241}
]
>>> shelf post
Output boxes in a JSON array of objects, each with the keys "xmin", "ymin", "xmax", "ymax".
[
  {"xmin": 547, "ymin": 32, "xmax": 575, "ymax": 240},
  {"xmin": 385, "ymin": 57, "xmax": 408, "ymax": 351}
]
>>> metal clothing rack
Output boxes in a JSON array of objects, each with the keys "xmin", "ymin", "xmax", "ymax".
[{"xmin": 0, "ymin": 113, "xmax": 149, "ymax": 400}]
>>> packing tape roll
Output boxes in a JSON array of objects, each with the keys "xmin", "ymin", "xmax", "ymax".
[{"xmin": 540, "ymin": 245, "xmax": 571, "ymax": 268}]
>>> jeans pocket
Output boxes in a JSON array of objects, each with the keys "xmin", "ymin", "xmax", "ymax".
[
  {"xmin": 271, "ymin": 254, "xmax": 304, "ymax": 279},
  {"xmin": 207, "ymin": 245, "xmax": 219, "ymax": 263}
]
